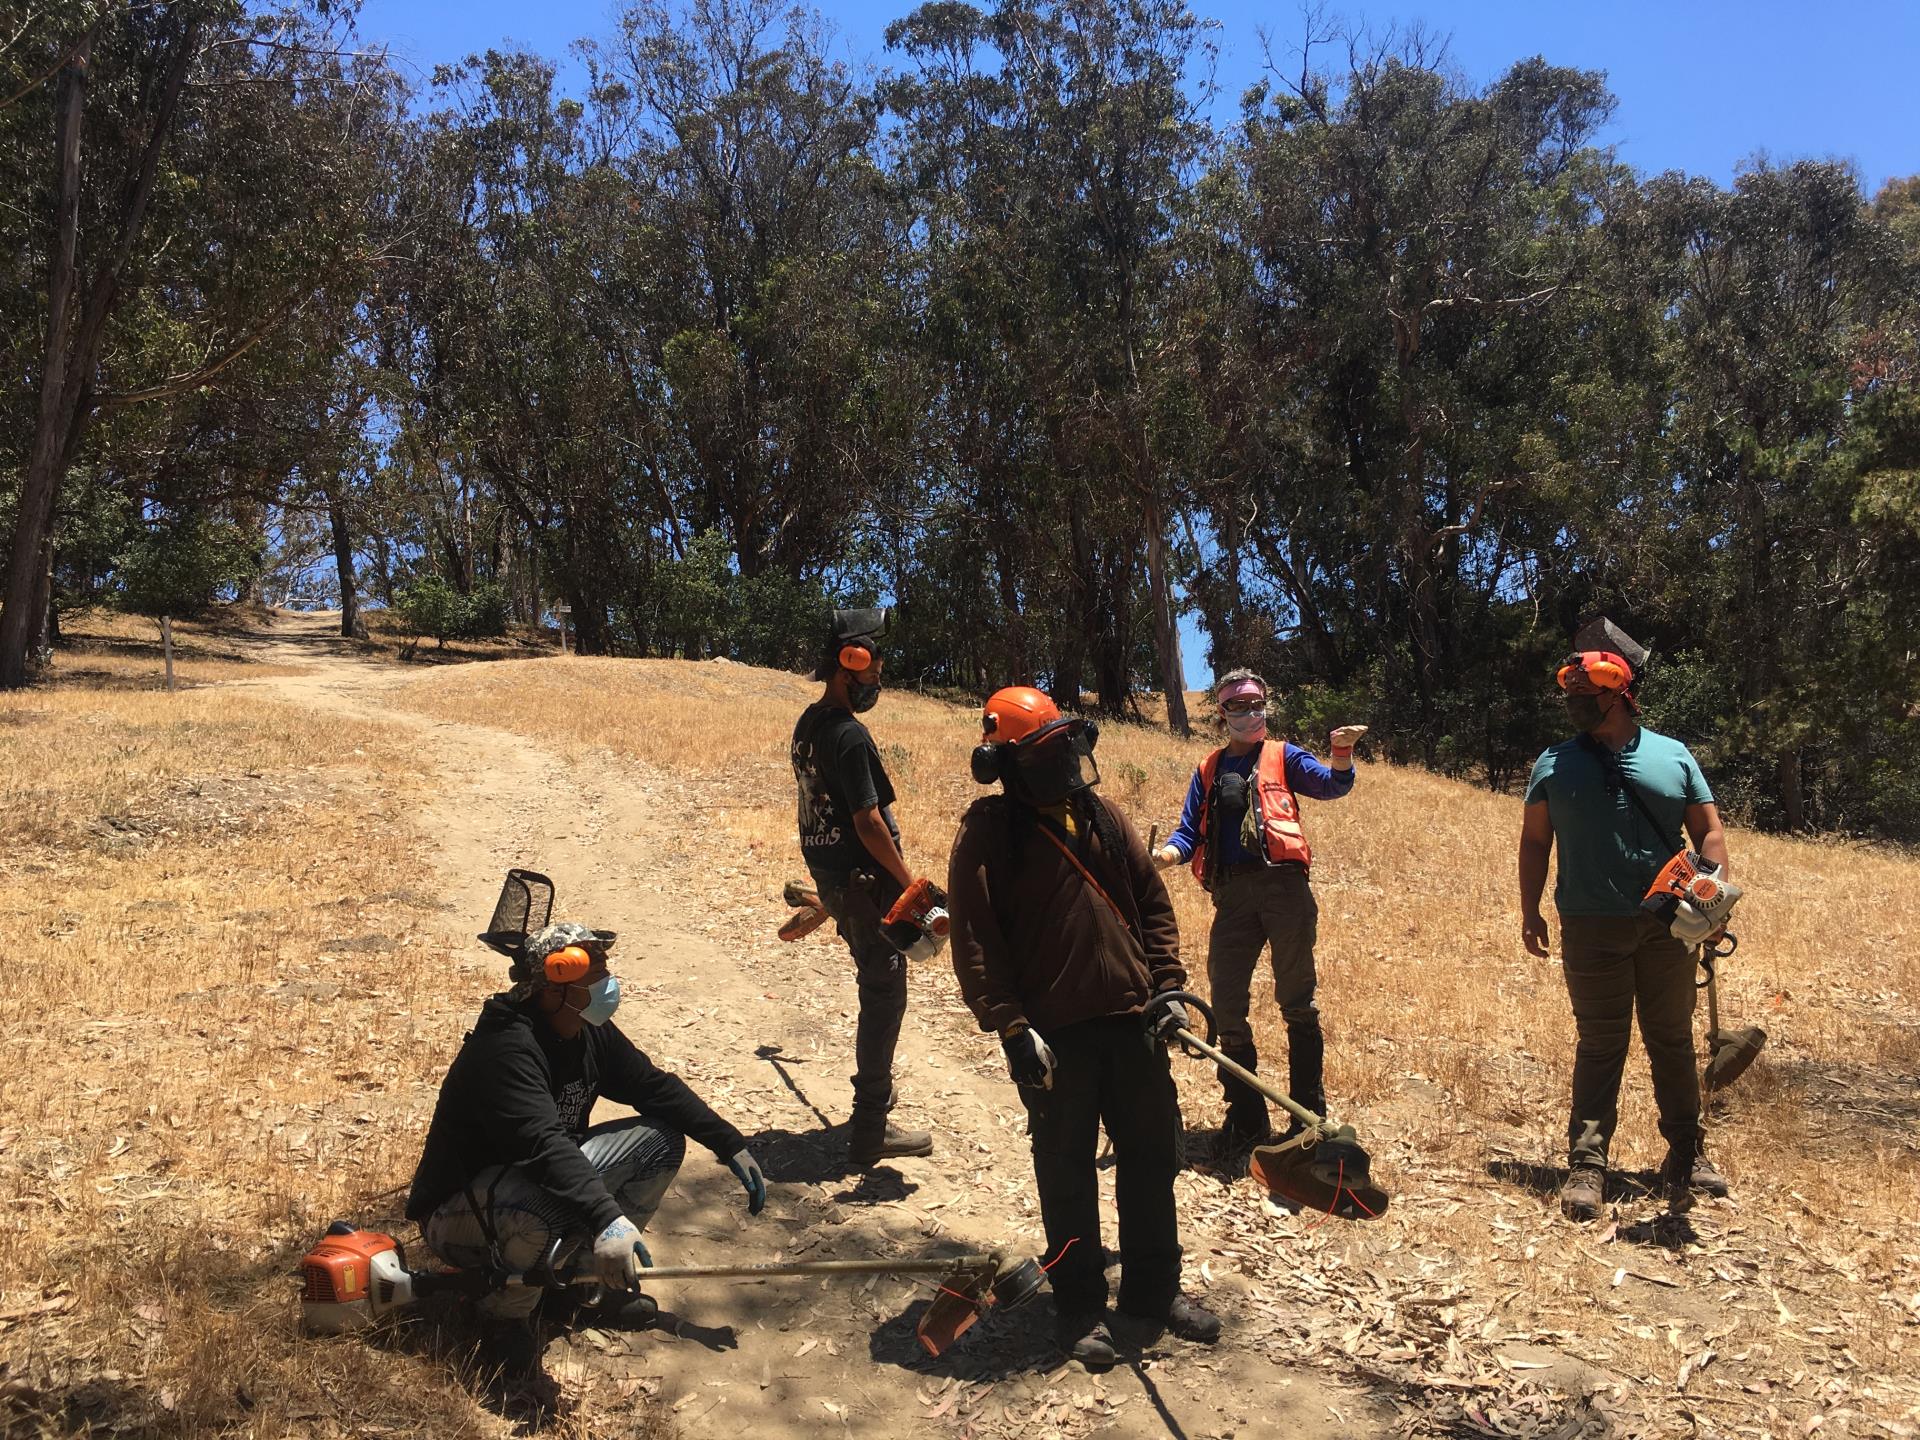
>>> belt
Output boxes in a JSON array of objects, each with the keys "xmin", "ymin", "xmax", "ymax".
[{"xmin": 1216, "ymin": 860, "xmax": 1305, "ymax": 881}]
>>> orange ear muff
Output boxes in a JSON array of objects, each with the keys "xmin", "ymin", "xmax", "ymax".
[
  {"xmin": 545, "ymin": 945, "xmax": 594, "ymax": 985},
  {"xmin": 839, "ymin": 643, "xmax": 874, "ymax": 672}
]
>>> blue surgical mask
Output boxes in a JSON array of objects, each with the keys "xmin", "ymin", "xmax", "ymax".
[{"xmin": 578, "ymin": 974, "xmax": 621, "ymax": 1026}]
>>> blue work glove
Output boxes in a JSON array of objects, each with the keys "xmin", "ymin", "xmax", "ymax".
[
  {"xmin": 728, "ymin": 1147, "xmax": 767, "ymax": 1216},
  {"xmin": 1001, "ymin": 1026, "xmax": 1057, "ymax": 1090}
]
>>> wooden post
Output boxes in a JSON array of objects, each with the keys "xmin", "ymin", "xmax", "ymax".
[
  {"xmin": 162, "ymin": 614, "xmax": 175, "ymax": 692},
  {"xmin": 555, "ymin": 603, "xmax": 571, "ymax": 655}
]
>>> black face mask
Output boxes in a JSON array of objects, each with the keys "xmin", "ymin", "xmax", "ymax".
[
  {"xmin": 849, "ymin": 679, "xmax": 881, "ymax": 713},
  {"xmin": 1564, "ymin": 693, "xmax": 1608, "ymax": 732},
  {"xmin": 1004, "ymin": 731, "xmax": 1100, "ymax": 807}
]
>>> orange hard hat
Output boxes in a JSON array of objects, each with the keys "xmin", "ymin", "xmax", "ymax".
[{"xmin": 980, "ymin": 686, "xmax": 1062, "ymax": 745}]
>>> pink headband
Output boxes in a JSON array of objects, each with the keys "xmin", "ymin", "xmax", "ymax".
[{"xmin": 1217, "ymin": 678, "xmax": 1266, "ymax": 704}]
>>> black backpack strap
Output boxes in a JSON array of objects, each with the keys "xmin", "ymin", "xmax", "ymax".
[{"xmin": 1576, "ymin": 733, "xmax": 1679, "ymax": 852}]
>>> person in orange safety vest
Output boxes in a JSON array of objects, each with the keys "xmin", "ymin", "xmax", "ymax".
[{"xmin": 1154, "ymin": 669, "xmax": 1368, "ymax": 1154}]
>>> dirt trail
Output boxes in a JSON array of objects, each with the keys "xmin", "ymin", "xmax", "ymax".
[{"xmin": 221, "ymin": 617, "xmax": 1399, "ymax": 1438}]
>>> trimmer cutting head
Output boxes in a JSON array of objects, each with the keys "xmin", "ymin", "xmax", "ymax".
[{"xmin": 1249, "ymin": 1124, "xmax": 1390, "ymax": 1221}]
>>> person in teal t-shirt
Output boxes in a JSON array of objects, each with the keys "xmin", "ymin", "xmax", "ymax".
[{"xmin": 1517, "ymin": 648, "xmax": 1734, "ymax": 1221}]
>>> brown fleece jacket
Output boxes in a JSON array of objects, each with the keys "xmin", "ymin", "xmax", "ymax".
[{"xmin": 947, "ymin": 793, "xmax": 1185, "ymax": 1035}]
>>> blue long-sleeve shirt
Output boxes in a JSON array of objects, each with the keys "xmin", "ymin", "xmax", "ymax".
[{"xmin": 1164, "ymin": 741, "xmax": 1355, "ymax": 867}]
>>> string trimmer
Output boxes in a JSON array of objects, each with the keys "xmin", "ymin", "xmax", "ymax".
[
  {"xmin": 300, "ymin": 1223, "xmax": 1042, "ymax": 1357},
  {"xmin": 1148, "ymin": 991, "xmax": 1389, "ymax": 1220},
  {"xmin": 1697, "ymin": 932, "xmax": 1767, "ymax": 1093}
]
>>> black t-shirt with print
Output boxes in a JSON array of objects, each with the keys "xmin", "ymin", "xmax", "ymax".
[{"xmin": 792, "ymin": 701, "xmax": 901, "ymax": 880}]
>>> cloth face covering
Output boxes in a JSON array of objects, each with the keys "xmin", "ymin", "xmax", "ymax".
[
  {"xmin": 1225, "ymin": 708, "xmax": 1267, "ymax": 742},
  {"xmin": 1564, "ymin": 693, "xmax": 1608, "ymax": 732},
  {"xmin": 848, "ymin": 679, "xmax": 881, "ymax": 713},
  {"xmin": 1006, "ymin": 731, "xmax": 1098, "ymax": 807}
]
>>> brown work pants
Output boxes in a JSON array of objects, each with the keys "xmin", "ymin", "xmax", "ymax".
[
  {"xmin": 1559, "ymin": 912, "xmax": 1701, "ymax": 1170},
  {"xmin": 1207, "ymin": 865, "xmax": 1320, "ymax": 1053}
]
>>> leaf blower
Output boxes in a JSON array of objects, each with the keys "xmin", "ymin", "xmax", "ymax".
[
  {"xmin": 1144, "ymin": 991, "xmax": 1389, "ymax": 1221},
  {"xmin": 299, "ymin": 1222, "xmax": 1042, "ymax": 1359}
]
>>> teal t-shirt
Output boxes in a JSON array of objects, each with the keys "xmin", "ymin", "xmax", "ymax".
[{"xmin": 1524, "ymin": 727, "xmax": 1714, "ymax": 917}]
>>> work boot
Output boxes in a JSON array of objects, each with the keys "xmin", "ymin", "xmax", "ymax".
[
  {"xmin": 1287, "ymin": 1019, "xmax": 1327, "ymax": 1122},
  {"xmin": 1688, "ymin": 1151, "xmax": 1731, "ymax": 1198},
  {"xmin": 1661, "ymin": 1149, "xmax": 1696, "ymax": 1214},
  {"xmin": 1114, "ymin": 1294, "xmax": 1223, "ymax": 1349},
  {"xmin": 580, "ymin": 1290, "xmax": 659, "ymax": 1329},
  {"xmin": 1559, "ymin": 1165, "xmax": 1606, "ymax": 1221},
  {"xmin": 848, "ymin": 1118, "xmax": 933, "ymax": 1168},
  {"xmin": 1053, "ymin": 1310, "xmax": 1117, "ymax": 1369}
]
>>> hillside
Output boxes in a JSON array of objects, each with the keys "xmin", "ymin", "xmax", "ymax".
[{"xmin": 3, "ymin": 622, "xmax": 1916, "ymax": 1439}]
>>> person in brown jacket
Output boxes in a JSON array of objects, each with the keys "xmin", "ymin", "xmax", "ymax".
[{"xmin": 948, "ymin": 686, "xmax": 1221, "ymax": 1368}]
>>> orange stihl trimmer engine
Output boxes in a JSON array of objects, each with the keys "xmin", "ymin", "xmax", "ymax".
[
  {"xmin": 1642, "ymin": 850, "xmax": 1741, "ymax": 947},
  {"xmin": 299, "ymin": 1222, "xmax": 1042, "ymax": 1357},
  {"xmin": 881, "ymin": 877, "xmax": 950, "ymax": 961}
]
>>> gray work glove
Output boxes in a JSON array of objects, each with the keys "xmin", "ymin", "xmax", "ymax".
[
  {"xmin": 728, "ymin": 1147, "xmax": 767, "ymax": 1216},
  {"xmin": 1001, "ymin": 1026, "xmax": 1057, "ymax": 1090},
  {"xmin": 591, "ymin": 1215, "xmax": 651, "ymax": 1291}
]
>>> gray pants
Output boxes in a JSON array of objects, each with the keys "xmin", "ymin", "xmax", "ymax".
[
  {"xmin": 1207, "ymin": 865, "xmax": 1320, "ymax": 1052},
  {"xmin": 1559, "ymin": 913, "xmax": 1701, "ymax": 1169},
  {"xmin": 424, "ymin": 1116, "xmax": 685, "ymax": 1318}
]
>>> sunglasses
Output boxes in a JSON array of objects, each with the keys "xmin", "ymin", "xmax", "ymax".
[{"xmin": 1219, "ymin": 698, "xmax": 1267, "ymax": 717}]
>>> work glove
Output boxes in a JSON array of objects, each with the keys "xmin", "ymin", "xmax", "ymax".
[
  {"xmin": 591, "ymin": 1215, "xmax": 652, "ymax": 1291},
  {"xmin": 1153, "ymin": 843, "xmax": 1182, "ymax": 869},
  {"xmin": 1001, "ymin": 1025, "xmax": 1057, "ymax": 1090},
  {"xmin": 1142, "ymin": 992, "xmax": 1192, "ymax": 1047},
  {"xmin": 728, "ymin": 1147, "xmax": 767, "ymax": 1216}
]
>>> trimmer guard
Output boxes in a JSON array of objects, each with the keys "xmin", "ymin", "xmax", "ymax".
[
  {"xmin": 1705, "ymin": 1025, "xmax": 1768, "ymax": 1090},
  {"xmin": 1249, "ymin": 1125, "xmax": 1390, "ymax": 1220}
]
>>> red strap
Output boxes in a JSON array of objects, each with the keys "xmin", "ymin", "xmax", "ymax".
[{"xmin": 1036, "ymin": 823, "xmax": 1131, "ymax": 930}]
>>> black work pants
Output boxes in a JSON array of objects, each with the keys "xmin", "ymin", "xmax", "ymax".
[
  {"xmin": 816, "ymin": 870, "xmax": 907, "ymax": 1123},
  {"xmin": 1019, "ymin": 1015, "xmax": 1183, "ymax": 1319}
]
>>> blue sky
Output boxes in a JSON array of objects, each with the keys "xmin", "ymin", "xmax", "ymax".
[{"xmin": 352, "ymin": 0, "xmax": 1919, "ymax": 686}]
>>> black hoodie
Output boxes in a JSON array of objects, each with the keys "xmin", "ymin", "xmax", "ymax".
[{"xmin": 405, "ymin": 996, "xmax": 749, "ymax": 1234}]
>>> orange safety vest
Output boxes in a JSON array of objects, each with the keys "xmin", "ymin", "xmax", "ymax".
[{"xmin": 1191, "ymin": 741, "xmax": 1312, "ymax": 888}]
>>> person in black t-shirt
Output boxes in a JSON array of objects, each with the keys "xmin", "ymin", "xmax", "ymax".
[
  {"xmin": 791, "ymin": 608, "xmax": 934, "ymax": 1168},
  {"xmin": 407, "ymin": 922, "xmax": 766, "ymax": 1383}
]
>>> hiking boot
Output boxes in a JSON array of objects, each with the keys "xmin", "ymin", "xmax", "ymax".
[
  {"xmin": 1671, "ymin": 1146, "xmax": 1730, "ymax": 1198},
  {"xmin": 1661, "ymin": 1150, "xmax": 1696, "ymax": 1214},
  {"xmin": 1053, "ymin": 1310, "xmax": 1117, "ymax": 1368},
  {"xmin": 580, "ymin": 1290, "xmax": 659, "ymax": 1329},
  {"xmin": 1114, "ymin": 1294, "xmax": 1223, "ymax": 1349},
  {"xmin": 1559, "ymin": 1165, "xmax": 1606, "ymax": 1221},
  {"xmin": 848, "ymin": 1120, "xmax": 933, "ymax": 1168}
]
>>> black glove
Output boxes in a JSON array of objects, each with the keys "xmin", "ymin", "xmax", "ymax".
[
  {"xmin": 1141, "ymin": 989, "xmax": 1199, "ymax": 1055},
  {"xmin": 1000, "ymin": 1026, "xmax": 1057, "ymax": 1090}
]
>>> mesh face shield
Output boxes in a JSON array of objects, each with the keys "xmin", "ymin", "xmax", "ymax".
[
  {"xmin": 1004, "ymin": 725, "xmax": 1101, "ymax": 807},
  {"xmin": 479, "ymin": 868, "xmax": 554, "ymax": 958}
]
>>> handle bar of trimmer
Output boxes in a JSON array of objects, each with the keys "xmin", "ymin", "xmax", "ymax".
[{"xmin": 1147, "ymin": 989, "xmax": 1326, "ymax": 1132}]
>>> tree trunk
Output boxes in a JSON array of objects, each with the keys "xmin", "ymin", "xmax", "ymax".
[
  {"xmin": 0, "ymin": 38, "xmax": 89, "ymax": 689},
  {"xmin": 1777, "ymin": 746, "xmax": 1806, "ymax": 832},
  {"xmin": 1144, "ymin": 503, "xmax": 1189, "ymax": 737},
  {"xmin": 326, "ymin": 483, "xmax": 359, "ymax": 639}
]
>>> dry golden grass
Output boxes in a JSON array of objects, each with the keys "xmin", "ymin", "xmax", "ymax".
[
  {"xmin": 46, "ymin": 607, "xmax": 312, "ymax": 690},
  {"xmin": 395, "ymin": 656, "xmax": 1920, "ymax": 1432},
  {"xmin": 0, "ymin": 676, "xmax": 629, "ymax": 1437}
]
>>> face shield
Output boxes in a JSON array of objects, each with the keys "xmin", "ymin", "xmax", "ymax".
[{"xmin": 1002, "ymin": 720, "xmax": 1101, "ymax": 807}]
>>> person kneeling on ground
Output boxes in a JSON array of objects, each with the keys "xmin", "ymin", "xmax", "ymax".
[
  {"xmin": 948, "ymin": 686, "xmax": 1221, "ymax": 1368},
  {"xmin": 406, "ymin": 922, "xmax": 767, "ymax": 1383}
]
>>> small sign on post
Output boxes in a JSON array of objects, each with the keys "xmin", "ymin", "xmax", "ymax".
[{"xmin": 554, "ymin": 603, "xmax": 572, "ymax": 655}]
